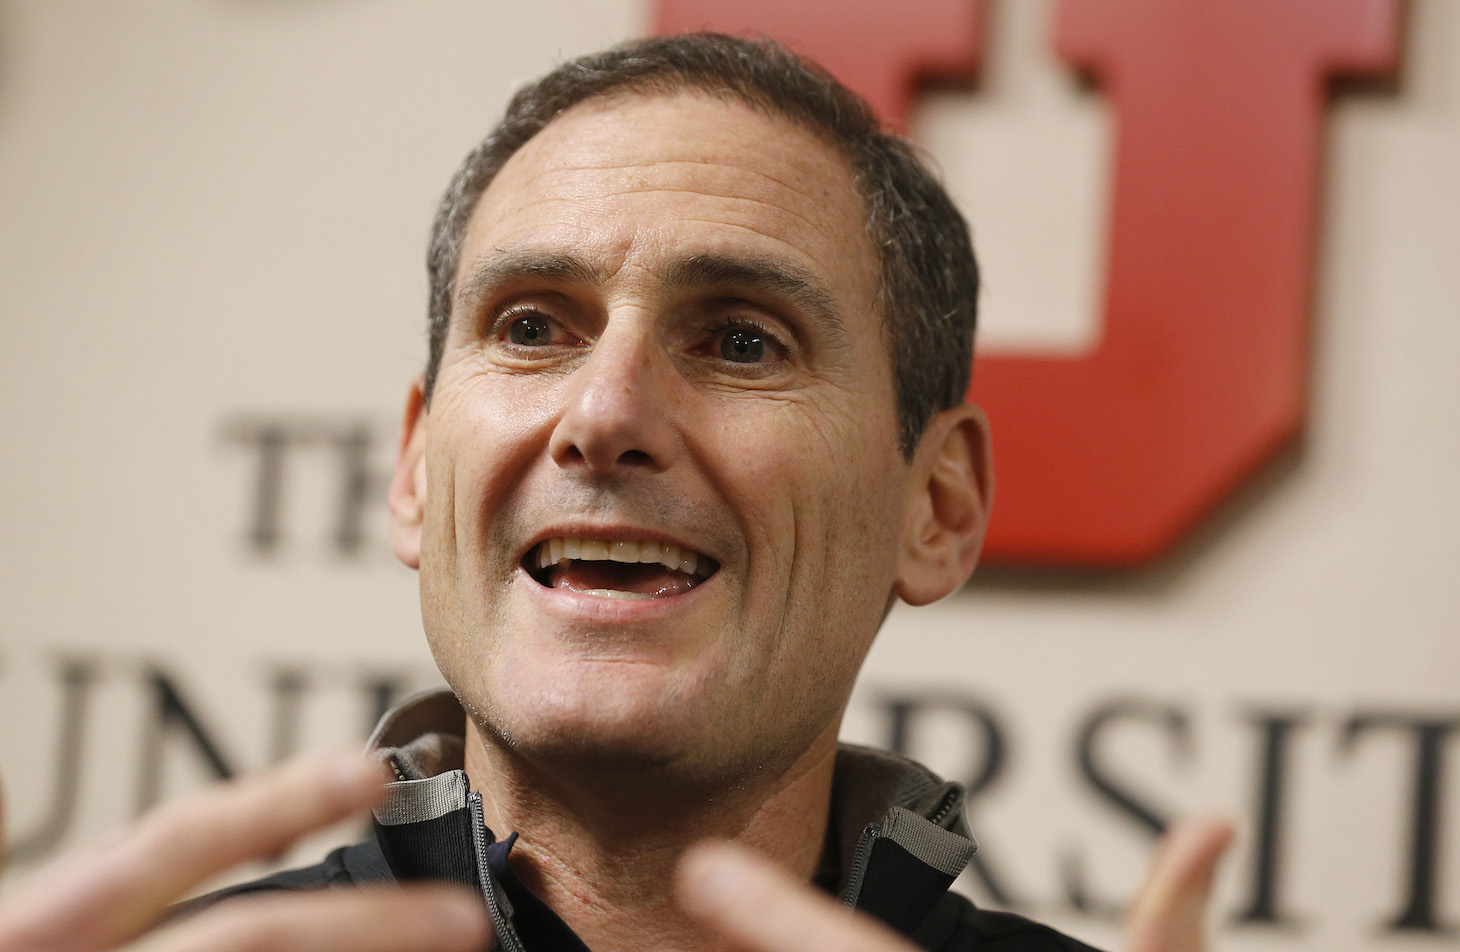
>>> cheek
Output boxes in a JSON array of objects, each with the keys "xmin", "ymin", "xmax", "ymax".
[
  {"xmin": 712, "ymin": 392, "xmax": 905, "ymax": 587},
  {"xmin": 426, "ymin": 372, "xmax": 560, "ymax": 534},
  {"xmin": 434, "ymin": 366, "xmax": 562, "ymax": 457},
  {"xmin": 801, "ymin": 405, "xmax": 906, "ymax": 596},
  {"xmin": 785, "ymin": 391, "xmax": 903, "ymax": 511}
]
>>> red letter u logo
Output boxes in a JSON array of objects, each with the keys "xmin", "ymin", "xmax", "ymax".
[{"xmin": 658, "ymin": 0, "xmax": 1404, "ymax": 566}]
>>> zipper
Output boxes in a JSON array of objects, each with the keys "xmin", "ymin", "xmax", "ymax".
[
  {"xmin": 470, "ymin": 791, "xmax": 524, "ymax": 952},
  {"xmin": 926, "ymin": 787, "xmax": 960, "ymax": 829},
  {"xmin": 841, "ymin": 822, "xmax": 879, "ymax": 909}
]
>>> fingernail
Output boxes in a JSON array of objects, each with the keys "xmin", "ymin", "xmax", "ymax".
[
  {"xmin": 316, "ymin": 751, "xmax": 381, "ymax": 796},
  {"xmin": 679, "ymin": 842, "xmax": 749, "ymax": 911},
  {"xmin": 431, "ymin": 894, "xmax": 488, "ymax": 944}
]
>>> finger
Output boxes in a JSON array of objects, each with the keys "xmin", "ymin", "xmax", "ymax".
[
  {"xmin": 129, "ymin": 886, "xmax": 490, "ymax": 952},
  {"xmin": 1124, "ymin": 815, "xmax": 1235, "ymax": 952},
  {"xmin": 677, "ymin": 840, "xmax": 918, "ymax": 952},
  {"xmin": 0, "ymin": 752, "xmax": 388, "ymax": 952}
]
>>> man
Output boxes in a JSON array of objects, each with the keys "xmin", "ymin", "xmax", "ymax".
[{"xmin": 0, "ymin": 33, "xmax": 1230, "ymax": 952}]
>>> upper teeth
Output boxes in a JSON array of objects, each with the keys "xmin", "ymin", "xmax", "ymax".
[{"xmin": 534, "ymin": 536, "xmax": 711, "ymax": 578}]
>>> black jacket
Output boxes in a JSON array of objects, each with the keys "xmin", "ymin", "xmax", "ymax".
[{"xmin": 199, "ymin": 690, "xmax": 1102, "ymax": 951}]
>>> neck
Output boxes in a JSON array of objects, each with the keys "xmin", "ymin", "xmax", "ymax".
[{"xmin": 462, "ymin": 720, "xmax": 840, "ymax": 952}]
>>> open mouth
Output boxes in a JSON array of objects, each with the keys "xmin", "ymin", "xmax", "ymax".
[{"xmin": 523, "ymin": 537, "xmax": 719, "ymax": 600}]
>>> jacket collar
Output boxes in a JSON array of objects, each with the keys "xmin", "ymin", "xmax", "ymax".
[{"xmin": 366, "ymin": 689, "xmax": 977, "ymax": 942}]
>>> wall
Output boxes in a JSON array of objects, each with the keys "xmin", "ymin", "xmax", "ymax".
[{"xmin": 1, "ymin": 2, "xmax": 1456, "ymax": 949}]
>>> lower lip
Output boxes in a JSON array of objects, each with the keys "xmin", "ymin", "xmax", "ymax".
[{"xmin": 517, "ymin": 567, "xmax": 718, "ymax": 620}]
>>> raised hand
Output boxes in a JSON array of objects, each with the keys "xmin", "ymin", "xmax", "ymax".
[
  {"xmin": 678, "ymin": 840, "xmax": 920, "ymax": 952},
  {"xmin": 677, "ymin": 816, "xmax": 1235, "ymax": 952},
  {"xmin": 0, "ymin": 754, "xmax": 490, "ymax": 952},
  {"xmin": 1124, "ymin": 816, "xmax": 1235, "ymax": 952}
]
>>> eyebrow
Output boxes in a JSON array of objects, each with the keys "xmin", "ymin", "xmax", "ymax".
[
  {"xmin": 662, "ymin": 253, "xmax": 846, "ymax": 340},
  {"xmin": 454, "ymin": 248, "xmax": 847, "ymax": 341},
  {"xmin": 455, "ymin": 249, "xmax": 604, "ymax": 311}
]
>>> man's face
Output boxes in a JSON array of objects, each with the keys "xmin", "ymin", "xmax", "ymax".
[{"xmin": 398, "ymin": 91, "xmax": 921, "ymax": 781}]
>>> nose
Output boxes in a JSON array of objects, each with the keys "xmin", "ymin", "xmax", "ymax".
[{"xmin": 548, "ymin": 324, "xmax": 680, "ymax": 474}]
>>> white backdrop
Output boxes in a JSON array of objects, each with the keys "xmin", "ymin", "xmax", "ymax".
[{"xmin": 2, "ymin": 2, "xmax": 1457, "ymax": 950}]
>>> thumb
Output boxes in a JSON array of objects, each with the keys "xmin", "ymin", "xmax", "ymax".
[{"xmin": 1124, "ymin": 815, "xmax": 1235, "ymax": 952}]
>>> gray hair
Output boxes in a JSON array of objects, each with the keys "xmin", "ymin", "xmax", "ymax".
[{"xmin": 424, "ymin": 32, "xmax": 978, "ymax": 457}]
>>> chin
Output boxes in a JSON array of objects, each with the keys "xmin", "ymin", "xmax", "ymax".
[
  {"xmin": 439, "ymin": 623, "xmax": 847, "ymax": 787},
  {"xmin": 463, "ymin": 657, "xmax": 733, "ymax": 774}
]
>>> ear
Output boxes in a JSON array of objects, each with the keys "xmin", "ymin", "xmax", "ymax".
[
  {"xmin": 388, "ymin": 378, "xmax": 429, "ymax": 570},
  {"xmin": 894, "ymin": 404, "xmax": 994, "ymax": 606}
]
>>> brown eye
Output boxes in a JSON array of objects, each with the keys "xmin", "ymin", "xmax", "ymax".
[
  {"xmin": 719, "ymin": 327, "xmax": 766, "ymax": 363},
  {"xmin": 507, "ymin": 314, "xmax": 553, "ymax": 346}
]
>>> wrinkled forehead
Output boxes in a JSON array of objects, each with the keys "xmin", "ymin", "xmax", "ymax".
[
  {"xmin": 508, "ymin": 84, "xmax": 863, "ymax": 201},
  {"xmin": 457, "ymin": 90, "xmax": 880, "ymax": 306}
]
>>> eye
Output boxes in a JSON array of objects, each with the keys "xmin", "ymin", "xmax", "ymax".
[
  {"xmin": 718, "ymin": 325, "xmax": 769, "ymax": 363},
  {"xmin": 506, "ymin": 313, "xmax": 554, "ymax": 346}
]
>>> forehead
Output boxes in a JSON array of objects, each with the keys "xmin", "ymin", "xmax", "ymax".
[{"xmin": 457, "ymin": 90, "xmax": 879, "ymax": 312}]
